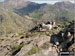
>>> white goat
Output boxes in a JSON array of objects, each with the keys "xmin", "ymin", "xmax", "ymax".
[{"xmin": 42, "ymin": 23, "xmax": 53, "ymax": 30}]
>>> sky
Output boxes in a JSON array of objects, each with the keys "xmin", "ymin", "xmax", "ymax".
[
  {"xmin": 0, "ymin": 0, "xmax": 4, "ymax": 2},
  {"xmin": 31, "ymin": 1, "xmax": 75, "ymax": 4},
  {"xmin": 0, "ymin": 0, "xmax": 75, "ymax": 4},
  {"xmin": 29, "ymin": 0, "xmax": 75, "ymax": 4}
]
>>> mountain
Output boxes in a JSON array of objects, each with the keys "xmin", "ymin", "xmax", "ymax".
[
  {"xmin": 0, "ymin": 0, "xmax": 75, "ymax": 35},
  {"xmin": 55, "ymin": 1, "xmax": 75, "ymax": 11},
  {"xmin": 29, "ymin": 1, "xmax": 75, "ymax": 22},
  {"xmin": 0, "ymin": 8, "xmax": 35, "ymax": 35},
  {"xmin": 0, "ymin": 0, "xmax": 47, "ymax": 15},
  {"xmin": 14, "ymin": 3, "xmax": 47, "ymax": 16},
  {"xmin": 0, "ymin": 0, "xmax": 31, "ymax": 10}
]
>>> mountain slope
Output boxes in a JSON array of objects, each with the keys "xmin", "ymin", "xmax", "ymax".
[
  {"xmin": 0, "ymin": 0, "xmax": 31, "ymax": 10},
  {"xmin": 55, "ymin": 1, "xmax": 75, "ymax": 12},
  {"xmin": 0, "ymin": 0, "xmax": 75, "ymax": 35},
  {"xmin": 0, "ymin": 0, "xmax": 75, "ymax": 21},
  {"xmin": 0, "ymin": 8, "xmax": 34, "ymax": 35},
  {"xmin": 29, "ymin": 1, "xmax": 75, "ymax": 22},
  {"xmin": 14, "ymin": 3, "xmax": 47, "ymax": 16}
]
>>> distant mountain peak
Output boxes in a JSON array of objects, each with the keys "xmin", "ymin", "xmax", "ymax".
[{"xmin": 55, "ymin": 1, "xmax": 74, "ymax": 5}]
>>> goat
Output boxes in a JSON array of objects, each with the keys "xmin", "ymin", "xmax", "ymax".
[
  {"xmin": 46, "ymin": 21, "xmax": 55, "ymax": 25},
  {"xmin": 42, "ymin": 23, "xmax": 53, "ymax": 30}
]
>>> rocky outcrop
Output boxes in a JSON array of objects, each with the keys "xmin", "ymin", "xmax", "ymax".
[
  {"xmin": 16, "ymin": 35, "xmax": 51, "ymax": 56},
  {"xmin": 50, "ymin": 21, "xmax": 75, "ymax": 53},
  {"xmin": 0, "ymin": 21, "xmax": 74, "ymax": 56}
]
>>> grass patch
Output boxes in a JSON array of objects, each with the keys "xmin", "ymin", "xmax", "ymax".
[
  {"xmin": 0, "ymin": 39, "xmax": 2, "ymax": 43},
  {"xmin": 8, "ymin": 11, "xmax": 14, "ymax": 18},
  {"xmin": 13, "ymin": 44, "xmax": 24, "ymax": 51},
  {"xmin": 56, "ymin": 21, "xmax": 69, "ymax": 25},
  {"xmin": 56, "ymin": 21, "xmax": 64, "ymax": 25},
  {"xmin": 28, "ymin": 47, "xmax": 39, "ymax": 55},
  {"xmin": 18, "ymin": 32, "xmax": 24, "ymax": 36},
  {"xmin": 5, "ymin": 34, "xmax": 8, "ymax": 37}
]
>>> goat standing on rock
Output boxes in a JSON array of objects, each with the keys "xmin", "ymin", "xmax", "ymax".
[
  {"xmin": 42, "ymin": 23, "xmax": 53, "ymax": 30},
  {"xmin": 42, "ymin": 21, "xmax": 55, "ymax": 30}
]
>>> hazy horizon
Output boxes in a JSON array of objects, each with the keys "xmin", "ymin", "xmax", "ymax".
[
  {"xmin": 0, "ymin": 0, "xmax": 75, "ymax": 4},
  {"xmin": 32, "ymin": 1, "xmax": 74, "ymax": 4}
]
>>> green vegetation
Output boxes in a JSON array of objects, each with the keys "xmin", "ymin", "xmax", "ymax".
[
  {"xmin": 63, "ymin": 22, "xmax": 70, "ymax": 25},
  {"xmin": 28, "ymin": 47, "xmax": 39, "ymax": 55},
  {"xmin": 30, "ymin": 12, "xmax": 44, "ymax": 19},
  {"xmin": 18, "ymin": 32, "xmax": 24, "ymax": 36},
  {"xmin": 0, "ymin": 39, "xmax": 2, "ymax": 43},
  {"xmin": 13, "ymin": 44, "xmax": 24, "ymax": 51},
  {"xmin": 56, "ymin": 21, "xmax": 69, "ymax": 25},
  {"xmin": 8, "ymin": 11, "xmax": 14, "ymax": 18},
  {"xmin": 5, "ymin": 34, "xmax": 8, "ymax": 37},
  {"xmin": 56, "ymin": 21, "xmax": 64, "ymax": 25}
]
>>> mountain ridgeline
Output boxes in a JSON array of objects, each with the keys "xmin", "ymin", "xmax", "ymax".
[{"xmin": 0, "ymin": 0, "xmax": 75, "ymax": 35}]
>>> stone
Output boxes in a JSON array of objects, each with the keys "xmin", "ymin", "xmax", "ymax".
[{"xmin": 16, "ymin": 43, "xmax": 34, "ymax": 56}]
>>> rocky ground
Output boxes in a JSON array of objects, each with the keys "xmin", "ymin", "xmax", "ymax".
[{"xmin": 0, "ymin": 21, "xmax": 74, "ymax": 56}]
